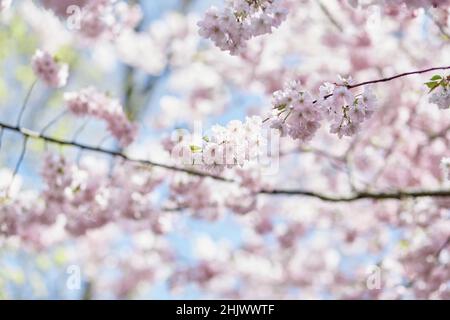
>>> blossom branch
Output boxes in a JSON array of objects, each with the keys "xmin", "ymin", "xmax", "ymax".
[
  {"xmin": 346, "ymin": 66, "xmax": 450, "ymax": 90},
  {"xmin": 0, "ymin": 121, "xmax": 231, "ymax": 182},
  {"xmin": 16, "ymin": 80, "xmax": 37, "ymax": 127},
  {"xmin": 264, "ymin": 65, "xmax": 450, "ymax": 124},
  {"xmin": 2, "ymin": 66, "xmax": 450, "ymax": 202},
  {"xmin": 1, "ymin": 120, "xmax": 449, "ymax": 203}
]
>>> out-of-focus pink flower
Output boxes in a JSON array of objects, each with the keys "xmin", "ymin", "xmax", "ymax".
[
  {"xmin": 198, "ymin": 0, "xmax": 288, "ymax": 55},
  {"xmin": 64, "ymin": 87, "xmax": 138, "ymax": 147},
  {"xmin": 429, "ymin": 86, "xmax": 450, "ymax": 110},
  {"xmin": 31, "ymin": 49, "xmax": 69, "ymax": 88},
  {"xmin": 41, "ymin": 0, "xmax": 88, "ymax": 17}
]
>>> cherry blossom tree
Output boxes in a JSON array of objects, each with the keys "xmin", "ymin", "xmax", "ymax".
[{"xmin": 0, "ymin": 0, "xmax": 449, "ymax": 299}]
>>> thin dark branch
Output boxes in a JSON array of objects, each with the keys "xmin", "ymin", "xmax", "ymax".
[
  {"xmin": 318, "ymin": 0, "xmax": 344, "ymax": 32},
  {"xmin": 263, "ymin": 65, "xmax": 450, "ymax": 123},
  {"xmin": 0, "ymin": 121, "xmax": 231, "ymax": 182},
  {"xmin": 426, "ymin": 11, "xmax": 450, "ymax": 40},
  {"xmin": 16, "ymin": 80, "xmax": 37, "ymax": 127},
  {"xmin": 8, "ymin": 136, "xmax": 28, "ymax": 196},
  {"xmin": 1, "ymin": 67, "xmax": 450, "ymax": 202},
  {"xmin": 1, "ymin": 120, "xmax": 448, "ymax": 202},
  {"xmin": 435, "ymin": 236, "xmax": 450, "ymax": 256},
  {"xmin": 0, "ymin": 126, "xmax": 3, "ymax": 151},
  {"xmin": 71, "ymin": 119, "xmax": 90, "ymax": 142},
  {"xmin": 96, "ymin": 134, "xmax": 111, "ymax": 148},
  {"xmin": 347, "ymin": 66, "xmax": 450, "ymax": 89},
  {"xmin": 40, "ymin": 110, "xmax": 69, "ymax": 135},
  {"xmin": 259, "ymin": 188, "xmax": 450, "ymax": 202}
]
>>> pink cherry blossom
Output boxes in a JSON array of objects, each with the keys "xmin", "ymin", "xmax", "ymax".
[
  {"xmin": 198, "ymin": 0, "xmax": 288, "ymax": 55},
  {"xmin": 429, "ymin": 86, "xmax": 450, "ymax": 110},
  {"xmin": 1, "ymin": 0, "xmax": 450, "ymax": 300},
  {"xmin": 31, "ymin": 49, "xmax": 69, "ymax": 88},
  {"xmin": 64, "ymin": 87, "xmax": 138, "ymax": 147}
]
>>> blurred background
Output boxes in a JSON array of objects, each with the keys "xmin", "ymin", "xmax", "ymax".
[{"xmin": 0, "ymin": 0, "xmax": 449, "ymax": 299}]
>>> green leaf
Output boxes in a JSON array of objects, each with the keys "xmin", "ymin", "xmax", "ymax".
[
  {"xmin": 399, "ymin": 239, "xmax": 409, "ymax": 249},
  {"xmin": 276, "ymin": 104, "xmax": 286, "ymax": 111},
  {"xmin": 54, "ymin": 248, "xmax": 68, "ymax": 265},
  {"xmin": 190, "ymin": 145, "xmax": 202, "ymax": 153},
  {"xmin": 430, "ymin": 75, "xmax": 442, "ymax": 81},
  {"xmin": 425, "ymin": 81, "xmax": 437, "ymax": 88}
]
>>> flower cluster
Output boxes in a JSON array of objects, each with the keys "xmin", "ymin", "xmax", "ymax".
[
  {"xmin": 64, "ymin": 87, "xmax": 138, "ymax": 147},
  {"xmin": 427, "ymin": 75, "xmax": 450, "ymax": 110},
  {"xmin": 168, "ymin": 169, "xmax": 262, "ymax": 218},
  {"xmin": 269, "ymin": 80, "xmax": 322, "ymax": 141},
  {"xmin": 31, "ymin": 49, "xmax": 69, "ymax": 88},
  {"xmin": 171, "ymin": 116, "xmax": 266, "ymax": 174},
  {"xmin": 319, "ymin": 78, "xmax": 377, "ymax": 138},
  {"xmin": 169, "ymin": 174, "xmax": 222, "ymax": 218},
  {"xmin": 198, "ymin": 0, "xmax": 288, "ymax": 55},
  {"xmin": 269, "ymin": 77, "xmax": 377, "ymax": 141},
  {"xmin": 0, "ymin": 153, "xmax": 170, "ymax": 239},
  {"xmin": 32, "ymin": 153, "xmax": 165, "ymax": 236},
  {"xmin": 43, "ymin": 0, "xmax": 142, "ymax": 42},
  {"xmin": 76, "ymin": 0, "xmax": 141, "ymax": 41}
]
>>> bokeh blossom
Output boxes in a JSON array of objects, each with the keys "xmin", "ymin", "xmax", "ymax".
[
  {"xmin": 0, "ymin": 0, "xmax": 449, "ymax": 300},
  {"xmin": 31, "ymin": 49, "xmax": 69, "ymax": 88}
]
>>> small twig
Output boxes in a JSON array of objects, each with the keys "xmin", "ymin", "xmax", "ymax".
[
  {"xmin": 1, "ymin": 121, "xmax": 449, "ymax": 202},
  {"xmin": 40, "ymin": 110, "xmax": 69, "ymax": 135},
  {"xmin": 1, "ymin": 67, "xmax": 450, "ymax": 202},
  {"xmin": 264, "ymin": 66, "xmax": 450, "ymax": 122},
  {"xmin": 96, "ymin": 134, "xmax": 111, "ymax": 148},
  {"xmin": 426, "ymin": 10, "xmax": 450, "ymax": 40},
  {"xmin": 259, "ymin": 188, "xmax": 450, "ymax": 202},
  {"xmin": 0, "ymin": 121, "xmax": 231, "ymax": 182},
  {"xmin": 71, "ymin": 119, "xmax": 90, "ymax": 143},
  {"xmin": 16, "ymin": 80, "xmax": 37, "ymax": 127},
  {"xmin": 0, "ymin": 127, "xmax": 3, "ymax": 151},
  {"xmin": 346, "ymin": 66, "xmax": 450, "ymax": 90},
  {"xmin": 8, "ymin": 136, "xmax": 28, "ymax": 196},
  {"xmin": 318, "ymin": 0, "xmax": 344, "ymax": 32}
]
